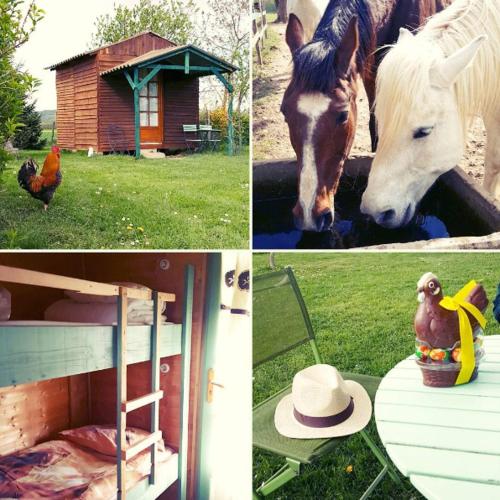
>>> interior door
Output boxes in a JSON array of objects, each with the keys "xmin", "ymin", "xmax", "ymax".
[
  {"xmin": 196, "ymin": 253, "xmax": 251, "ymax": 499},
  {"xmin": 139, "ymin": 70, "xmax": 163, "ymax": 146}
]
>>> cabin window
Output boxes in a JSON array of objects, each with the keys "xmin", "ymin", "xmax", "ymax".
[{"xmin": 139, "ymin": 70, "xmax": 160, "ymax": 127}]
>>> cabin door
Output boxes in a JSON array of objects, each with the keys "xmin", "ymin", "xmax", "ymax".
[
  {"xmin": 139, "ymin": 70, "xmax": 163, "ymax": 146},
  {"xmin": 196, "ymin": 253, "xmax": 251, "ymax": 499}
]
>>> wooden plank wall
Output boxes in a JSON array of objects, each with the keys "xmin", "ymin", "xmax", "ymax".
[
  {"xmin": 55, "ymin": 56, "xmax": 98, "ymax": 151},
  {"xmin": 105, "ymin": 32, "xmax": 174, "ymax": 55},
  {"xmin": 0, "ymin": 252, "xmax": 208, "ymax": 498},
  {"xmin": 73, "ymin": 57, "xmax": 99, "ymax": 150},
  {"xmin": 81, "ymin": 252, "xmax": 208, "ymax": 498},
  {"xmin": 97, "ymin": 60, "xmax": 135, "ymax": 152},
  {"xmin": 164, "ymin": 75, "xmax": 200, "ymax": 150},
  {"xmin": 55, "ymin": 66, "xmax": 75, "ymax": 149},
  {"xmin": 0, "ymin": 378, "xmax": 70, "ymax": 455}
]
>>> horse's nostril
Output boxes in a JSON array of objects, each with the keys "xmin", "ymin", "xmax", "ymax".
[
  {"xmin": 316, "ymin": 211, "xmax": 333, "ymax": 232},
  {"xmin": 379, "ymin": 209, "xmax": 395, "ymax": 225}
]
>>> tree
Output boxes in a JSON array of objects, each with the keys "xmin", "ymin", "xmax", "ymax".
[
  {"xmin": 199, "ymin": 0, "xmax": 250, "ymax": 114},
  {"xmin": 0, "ymin": 0, "xmax": 44, "ymax": 173},
  {"xmin": 275, "ymin": 0, "xmax": 288, "ymax": 23},
  {"xmin": 13, "ymin": 98, "xmax": 46, "ymax": 150},
  {"xmin": 88, "ymin": 0, "xmax": 198, "ymax": 49}
]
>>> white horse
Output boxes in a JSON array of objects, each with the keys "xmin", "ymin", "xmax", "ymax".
[
  {"xmin": 286, "ymin": 0, "xmax": 329, "ymax": 52},
  {"xmin": 361, "ymin": 0, "xmax": 500, "ymax": 228}
]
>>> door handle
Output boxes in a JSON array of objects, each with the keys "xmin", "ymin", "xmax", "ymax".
[{"xmin": 207, "ymin": 368, "xmax": 224, "ymax": 403}]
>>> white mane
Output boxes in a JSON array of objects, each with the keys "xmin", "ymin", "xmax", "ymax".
[{"xmin": 375, "ymin": 0, "xmax": 500, "ymax": 154}]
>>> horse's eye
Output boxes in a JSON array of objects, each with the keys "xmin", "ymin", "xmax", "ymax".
[
  {"xmin": 413, "ymin": 126, "xmax": 433, "ymax": 139},
  {"xmin": 336, "ymin": 111, "xmax": 348, "ymax": 125}
]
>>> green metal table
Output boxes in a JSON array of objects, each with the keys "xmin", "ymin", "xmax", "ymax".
[{"xmin": 375, "ymin": 335, "xmax": 500, "ymax": 500}]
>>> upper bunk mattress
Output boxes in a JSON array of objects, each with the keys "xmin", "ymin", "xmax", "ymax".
[{"xmin": 0, "ymin": 438, "xmax": 178, "ymax": 499}]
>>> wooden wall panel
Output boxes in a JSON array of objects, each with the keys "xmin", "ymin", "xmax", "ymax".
[
  {"xmin": 89, "ymin": 354, "xmax": 181, "ymax": 448},
  {"xmin": 0, "ymin": 378, "xmax": 70, "ymax": 455},
  {"xmin": 69, "ymin": 374, "xmax": 90, "ymax": 428},
  {"xmin": 73, "ymin": 57, "xmax": 99, "ymax": 150},
  {"xmin": 97, "ymin": 64, "xmax": 135, "ymax": 152},
  {"xmin": 82, "ymin": 252, "xmax": 208, "ymax": 498},
  {"xmin": 164, "ymin": 75, "xmax": 200, "ymax": 150},
  {"xmin": 55, "ymin": 66, "xmax": 75, "ymax": 149},
  {"xmin": 100, "ymin": 32, "xmax": 173, "ymax": 57},
  {"xmin": 0, "ymin": 253, "xmax": 85, "ymax": 320}
]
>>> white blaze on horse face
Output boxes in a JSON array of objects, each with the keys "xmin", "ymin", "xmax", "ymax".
[{"xmin": 296, "ymin": 93, "xmax": 332, "ymax": 230}]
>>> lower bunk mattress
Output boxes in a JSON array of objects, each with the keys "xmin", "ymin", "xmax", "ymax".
[{"xmin": 0, "ymin": 438, "xmax": 177, "ymax": 499}]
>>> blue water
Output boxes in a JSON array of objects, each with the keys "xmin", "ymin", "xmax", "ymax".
[{"xmin": 252, "ymin": 178, "xmax": 454, "ymax": 250}]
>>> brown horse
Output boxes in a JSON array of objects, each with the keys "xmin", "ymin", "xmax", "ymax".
[{"xmin": 282, "ymin": 0, "xmax": 451, "ymax": 232}]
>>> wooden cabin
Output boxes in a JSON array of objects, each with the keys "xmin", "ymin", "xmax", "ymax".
[
  {"xmin": 0, "ymin": 253, "xmax": 248, "ymax": 499},
  {"xmin": 47, "ymin": 32, "xmax": 236, "ymax": 156}
]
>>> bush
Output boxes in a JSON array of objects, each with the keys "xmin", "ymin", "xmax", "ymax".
[
  {"xmin": 200, "ymin": 107, "xmax": 249, "ymax": 149},
  {"xmin": 209, "ymin": 107, "xmax": 229, "ymax": 137},
  {"xmin": 234, "ymin": 110, "xmax": 249, "ymax": 145},
  {"xmin": 13, "ymin": 99, "xmax": 46, "ymax": 150}
]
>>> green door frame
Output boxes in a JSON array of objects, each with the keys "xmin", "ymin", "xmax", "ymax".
[
  {"xmin": 122, "ymin": 49, "xmax": 235, "ymax": 159},
  {"xmin": 195, "ymin": 253, "xmax": 222, "ymax": 498},
  {"xmin": 178, "ymin": 264, "xmax": 195, "ymax": 500}
]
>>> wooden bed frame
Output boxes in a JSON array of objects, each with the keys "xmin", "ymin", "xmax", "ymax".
[{"xmin": 0, "ymin": 264, "xmax": 195, "ymax": 500}]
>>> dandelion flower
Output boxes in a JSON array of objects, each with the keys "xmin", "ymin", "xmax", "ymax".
[{"xmin": 345, "ymin": 465, "xmax": 353, "ymax": 474}]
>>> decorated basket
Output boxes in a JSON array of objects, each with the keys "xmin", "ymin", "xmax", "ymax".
[{"xmin": 415, "ymin": 328, "xmax": 485, "ymax": 387}]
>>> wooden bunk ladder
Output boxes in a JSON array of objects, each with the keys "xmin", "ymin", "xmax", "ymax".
[{"xmin": 116, "ymin": 288, "xmax": 165, "ymax": 500}]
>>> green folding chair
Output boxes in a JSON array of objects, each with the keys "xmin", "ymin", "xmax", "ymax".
[{"xmin": 253, "ymin": 266, "xmax": 402, "ymax": 499}]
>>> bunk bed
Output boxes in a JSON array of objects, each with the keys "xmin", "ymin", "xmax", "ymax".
[{"xmin": 0, "ymin": 264, "xmax": 194, "ymax": 500}]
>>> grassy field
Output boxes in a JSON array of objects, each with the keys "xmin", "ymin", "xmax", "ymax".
[
  {"xmin": 253, "ymin": 252, "xmax": 500, "ymax": 499},
  {"xmin": 0, "ymin": 146, "xmax": 249, "ymax": 249}
]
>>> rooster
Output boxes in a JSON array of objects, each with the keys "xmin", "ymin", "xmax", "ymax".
[{"xmin": 18, "ymin": 146, "xmax": 62, "ymax": 210}]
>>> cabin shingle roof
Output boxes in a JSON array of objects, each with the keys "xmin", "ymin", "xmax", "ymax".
[{"xmin": 100, "ymin": 44, "xmax": 236, "ymax": 75}]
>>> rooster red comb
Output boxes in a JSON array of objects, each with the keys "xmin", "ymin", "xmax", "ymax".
[{"xmin": 51, "ymin": 145, "xmax": 60, "ymax": 153}]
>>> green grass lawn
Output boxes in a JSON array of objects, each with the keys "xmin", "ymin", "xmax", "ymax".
[
  {"xmin": 253, "ymin": 252, "xmax": 500, "ymax": 499},
  {"xmin": 0, "ymin": 147, "xmax": 249, "ymax": 249}
]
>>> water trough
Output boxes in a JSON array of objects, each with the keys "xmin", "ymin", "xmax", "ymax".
[{"xmin": 253, "ymin": 156, "xmax": 500, "ymax": 250}]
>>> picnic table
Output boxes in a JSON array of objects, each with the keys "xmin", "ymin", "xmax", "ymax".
[
  {"xmin": 375, "ymin": 334, "xmax": 500, "ymax": 500},
  {"xmin": 183, "ymin": 124, "xmax": 221, "ymax": 152}
]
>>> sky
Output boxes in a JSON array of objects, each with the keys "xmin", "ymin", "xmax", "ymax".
[{"xmin": 15, "ymin": 0, "xmax": 216, "ymax": 111}]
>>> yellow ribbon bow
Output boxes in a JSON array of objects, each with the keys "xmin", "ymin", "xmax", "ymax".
[{"xmin": 439, "ymin": 280, "xmax": 487, "ymax": 385}]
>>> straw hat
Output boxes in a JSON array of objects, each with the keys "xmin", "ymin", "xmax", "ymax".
[{"xmin": 274, "ymin": 364, "xmax": 372, "ymax": 438}]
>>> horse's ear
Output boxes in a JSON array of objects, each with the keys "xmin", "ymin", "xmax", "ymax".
[
  {"xmin": 286, "ymin": 14, "xmax": 305, "ymax": 54},
  {"xmin": 335, "ymin": 16, "xmax": 359, "ymax": 77},
  {"xmin": 398, "ymin": 27, "xmax": 413, "ymax": 42},
  {"xmin": 430, "ymin": 35, "xmax": 487, "ymax": 88}
]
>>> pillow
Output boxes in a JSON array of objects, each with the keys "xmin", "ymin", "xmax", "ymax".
[
  {"xmin": 59, "ymin": 425, "xmax": 166, "ymax": 457},
  {"xmin": 64, "ymin": 282, "xmax": 151, "ymax": 304}
]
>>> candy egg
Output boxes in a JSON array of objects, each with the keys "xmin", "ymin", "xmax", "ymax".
[{"xmin": 452, "ymin": 348, "xmax": 461, "ymax": 362}]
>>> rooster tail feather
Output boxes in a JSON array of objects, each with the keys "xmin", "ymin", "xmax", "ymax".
[{"xmin": 18, "ymin": 158, "xmax": 39, "ymax": 191}]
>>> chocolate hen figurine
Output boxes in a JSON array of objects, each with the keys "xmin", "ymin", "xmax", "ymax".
[{"xmin": 414, "ymin": 272, "xmax": 488, "ymax": 387}]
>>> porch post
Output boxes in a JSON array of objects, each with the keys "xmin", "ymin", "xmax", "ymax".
[
  {"xmin": 227, "ymin": 90, "xmax": 234, "ymax": 156},
  {"xmin": 133, "ymin": 67, "xmax": 141, "ymax": 159},
  {"xmin": 211, "ymin": 68, "xmax": 235, "ymax": 156}
]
